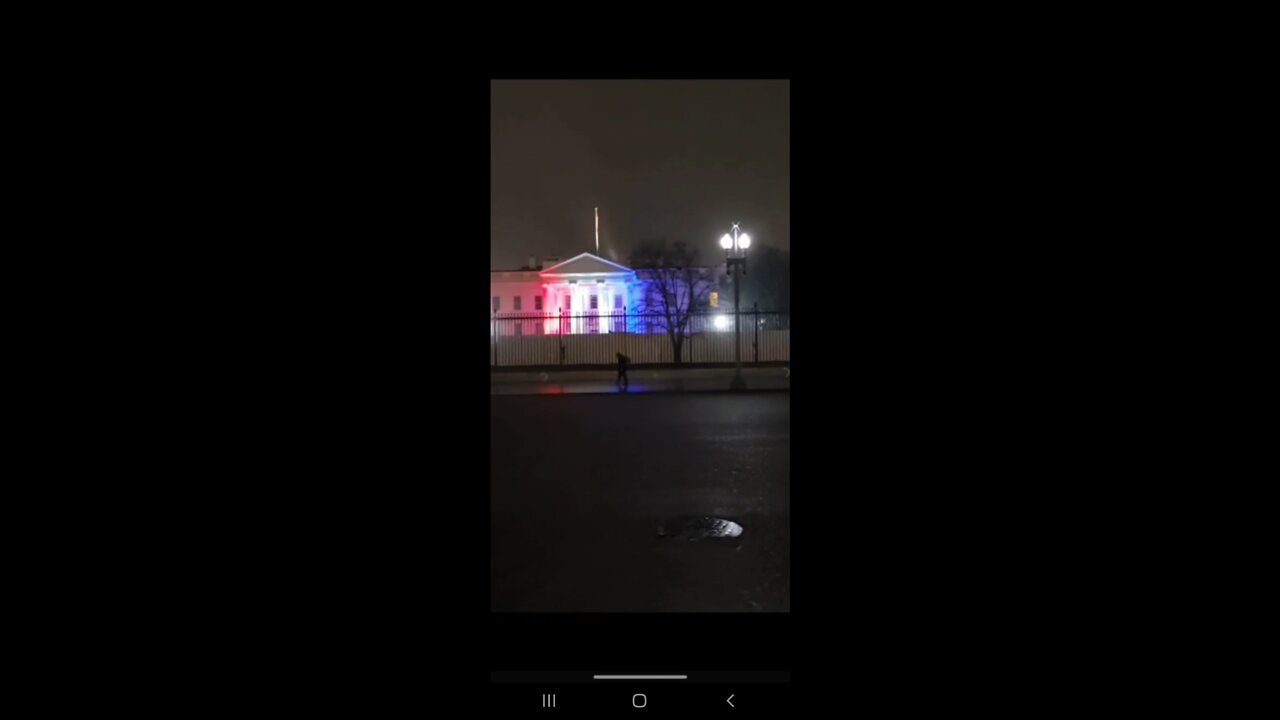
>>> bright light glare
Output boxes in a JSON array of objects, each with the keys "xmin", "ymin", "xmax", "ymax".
[
  {"xmin": 714, "ymin": 315, "xmax": 731, "ymax": 330},
  {"xmin": 738, "ymin": 233, "xmax": 751, "ymax": 249},
  {"xmin": 720, "ymin": 234, "xmax": 733, "ymax": 249}
]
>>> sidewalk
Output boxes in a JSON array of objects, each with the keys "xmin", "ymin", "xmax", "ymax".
[{"xmin": 490, "ymin": 366, "xmax": 790, "ymax": 395}]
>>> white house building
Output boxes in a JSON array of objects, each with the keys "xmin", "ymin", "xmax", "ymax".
[
  {"xmin": 489, "ymin": 252, "xmax": 785, "ymax": 366},
  {"xmin": 490, "ymin": 253, "xmax": 645, "ymax": 336}
]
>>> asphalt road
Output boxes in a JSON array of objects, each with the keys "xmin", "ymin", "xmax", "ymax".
[
  {"xmin": 491, "ymin": 392, "xmax": 790, "ymax": 612},
  {"xmin": 490, "ymin": 366, "xmax": 790, "ymax": 395}
]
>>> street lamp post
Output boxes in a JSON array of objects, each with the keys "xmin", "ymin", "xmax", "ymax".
[{"xmin": 720, "ymin": 223, "xmax": 751, "ymax": 390}]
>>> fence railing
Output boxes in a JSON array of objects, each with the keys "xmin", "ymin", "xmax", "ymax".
[{"xmin": 490, "ymin": 311, "xmax": 790, "ymax": 367}]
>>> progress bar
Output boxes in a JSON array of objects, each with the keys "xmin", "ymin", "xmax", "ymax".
[{"xmin": 594, "ymin": 675, "xmax": 688, "ymax": 680}]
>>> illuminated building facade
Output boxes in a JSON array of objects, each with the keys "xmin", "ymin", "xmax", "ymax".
[{"xmin": 490, "ymin": 252, "xmax": 721, "ymax": 337}]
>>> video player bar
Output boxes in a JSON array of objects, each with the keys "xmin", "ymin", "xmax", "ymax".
[
  {"xmin": 491, "ymin": 674, "xmax": 789, "ymax": 714},
  {"xmin": 491, "ymin": 671, "xmax": 789, "ymax": 683}
]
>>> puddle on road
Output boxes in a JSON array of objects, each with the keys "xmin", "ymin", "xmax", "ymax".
[{"xmin": 656, "ymin": 516, "xmax": 744, "ymax": 541}]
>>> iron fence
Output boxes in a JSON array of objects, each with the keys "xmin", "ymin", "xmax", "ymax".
[{"xmin": 490, "ymin": 310, "xmax": 790, "ymax": 367}]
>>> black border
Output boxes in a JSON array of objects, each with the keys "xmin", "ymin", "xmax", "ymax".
[{"xmin": 120, "ymin": 62, "xmax": 496, "ymax": 703}]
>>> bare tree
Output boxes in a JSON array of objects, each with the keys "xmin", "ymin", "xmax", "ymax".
[{"xmin": 630, "ymin": 239, "xmax": 714, "ymax": 364}]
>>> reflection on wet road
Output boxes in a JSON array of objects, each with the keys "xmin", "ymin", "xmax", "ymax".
[{"xmin": 491, "ymin": 393, "xmax": 789, "ymax": 612}]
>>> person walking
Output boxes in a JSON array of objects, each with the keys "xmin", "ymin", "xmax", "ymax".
[{"xmin": 616, "ymin": 352, "xmax": 630, "ymax": 390}]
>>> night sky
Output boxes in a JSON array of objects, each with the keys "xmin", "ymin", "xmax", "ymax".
[{"xmin": 491, "ymin": 80, "xmax": 789, "ymax": 271}]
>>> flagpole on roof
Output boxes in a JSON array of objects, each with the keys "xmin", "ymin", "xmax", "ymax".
[{"xmin": 594, "ymin": 207, "xmax": 599, "ymax": 255}]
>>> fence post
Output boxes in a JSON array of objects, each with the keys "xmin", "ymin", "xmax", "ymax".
[
  {"xmin": 688, "ymin": 314, "xmax": 693, "ymax": 364},
  {"xmin": 754, "ymin": 302, "xmax": 759, "ymax": 364},
  {"xmin": 492, "ymin": 313, "xmax": 498, "ymax": 366},
  {"xmin": 558, "ymin": 308, "xmax": 564, "ymax": 366}
]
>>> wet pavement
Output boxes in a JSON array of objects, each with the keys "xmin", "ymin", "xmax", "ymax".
[
  {"xmin": 491, "ymin": 393, "xmax": 789, "ymax": 612},
  {"xmin": 490, "ymin": 366, "xmax": 790, "ymax": 395}
]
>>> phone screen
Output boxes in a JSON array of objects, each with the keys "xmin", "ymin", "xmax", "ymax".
[{"xmin": 490, "ymin": 79, "xmax": 791, "ymax": 712}]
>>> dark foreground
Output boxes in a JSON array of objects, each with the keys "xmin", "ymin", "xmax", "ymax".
[
  {"xmin": 491, "ymin": 393, "xmax": 790, "ymax": 612},
  {"xmin": 490, "ymin": 366, "xmax": 790, "ymax": 395}
]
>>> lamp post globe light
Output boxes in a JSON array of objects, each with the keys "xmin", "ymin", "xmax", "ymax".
[{"xmin": 721, "ymin": 223, "xmax": 750, "ymax": 391}]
